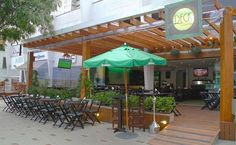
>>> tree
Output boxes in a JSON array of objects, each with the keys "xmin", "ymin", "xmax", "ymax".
[{"xmin": 0, "ymin": 0, "xmax": 61, "ymax": 50}]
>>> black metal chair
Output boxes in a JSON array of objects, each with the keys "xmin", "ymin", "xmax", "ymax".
[
  {"xmin": 66, "ymin": 100, "xmax": 88, "ymax": 131},
  {"xmin": 200, "ymin": 92, "xmax": 220, "ymax": 110},
  {"xmin": 84, "ymin": 100, "xmax": 102, "ymax": 125}
]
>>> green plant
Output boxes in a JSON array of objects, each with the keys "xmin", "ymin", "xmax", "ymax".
[
  {"xmin": 77, "ymin": 73, "xmax": 93, "ymax": 98},
  {"xmin": 32, "ymin": 70, "xmax": 39, "ymax": 87},
  {"xmin": 144, "ymin": 96, "xmax": 153, "ymax": 111},
  {"xmin": 27, "ymin": 86, "xmax": 39, "ymax": 96},
  {"xmin": 128, "ymin": 95, "xmax": 139, "ymax": 107},
  {"xmin": 144, "ymin": 96, "xmax": 175, "ymax": 113},
  {"xmin": 170, "ymin": 49, "xmax": 180, "ymax": 57},
  {"xmin": 191, "ymin": 47, "xmax": 201, "ymax": 56},
  {"xmin": 156, "ymin": 97, "xmax": 175, "ymax": 113},
  {"xmin": 91, "ymin": 91, "xmax": 120, "ymax": 106}
]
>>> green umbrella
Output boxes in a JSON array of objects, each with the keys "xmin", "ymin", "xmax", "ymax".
[
  {"xmin": 83, "ymin": 44, "xmax": 167, "ymax": 129},
  {"xmin": 83, "ymin": 45, "xmax": 166, "ymax": 68}
]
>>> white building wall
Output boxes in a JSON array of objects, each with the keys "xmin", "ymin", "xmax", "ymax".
[{"xmin": 29, "ymin": 0, "xmax": 184, "ymax": 38}]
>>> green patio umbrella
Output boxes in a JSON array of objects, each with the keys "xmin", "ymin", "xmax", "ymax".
[{"xmin": 83, "ymin": 44, "xmax": 167, "ymax": 129}]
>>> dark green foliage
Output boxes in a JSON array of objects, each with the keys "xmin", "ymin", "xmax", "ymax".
[
  {"xmin": 144, "ymin": 96, "xmax": 175, "ymax": 113},
  {"xmin": 156, "ymin": 97, "xmax": 175, "ymax": 113},
  {"xmin": 32, "ymin": 70, "xmax": 39, "ymax": 87},
  {"xmin": 0, "ymin": 0, "xmax": 61, "ymax": 43},
  {"xmin": 191, "ymin": 47, "xmax": 201, "ymax": 56},
  {"xmin": 90, "ymin": 91, "xmax": 120, "ymax": 106},
  {"xmin": 27, "ymin": 87, "xmax": 77, "ymax": 99},
  {"xmin": 27, "ymin": 86, "xmax": 39, "ymax": 96},
  {"xmin": 144, "ymin": 96, "xmax": 153, "ymax": 111},
  {"xmin": 128, "ymin": 95, "xmax": 139, "ymax": 107},
  {"xmin": 170, "ymin": 49, "xmax": 180, "ymax": 57}
]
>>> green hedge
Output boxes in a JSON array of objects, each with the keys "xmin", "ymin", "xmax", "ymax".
[
  {"xmin": 27, "ymin": 86, "xmax": 78, "ymax": 99},
  {"xmin": 89, "ymin": 91, "xmax": 120, "ymax": 106},
  {"xmin": 90, "ymin": 91, "xmax": 175, "ymax": 113},
  {"xmin": 144, "ymin": 96, "xmax": 175, "ymax": 113}
]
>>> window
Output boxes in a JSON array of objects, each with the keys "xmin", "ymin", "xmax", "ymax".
[
  {"xmin": 2, "ymin": 57, "xmax": 6, "ymax": 69},
  {"xmin": 71, "ymin": 0, "xmax": 80, "ymax": 10}
]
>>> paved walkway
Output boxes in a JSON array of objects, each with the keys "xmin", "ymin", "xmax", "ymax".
[
  {"xmin": 0, "ymin": 100, "xmax": 235, "ymax": 145},
  {"xmin": 0, "ymin": 100, "xmax": 153, "ymax": 145}
]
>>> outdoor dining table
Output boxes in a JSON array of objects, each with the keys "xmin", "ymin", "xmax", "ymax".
[{"xmin": 113, "ymin": 95, "xmax": 125, "ymax": 133}]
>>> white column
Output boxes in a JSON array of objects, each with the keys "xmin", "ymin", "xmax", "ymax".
[
  {"xmin": 47, "ymin": 52, "xmax": 54, "ymax": 87},
  {"xmin": 143, "ymin": 48, "xmax": 154, "ymax": 91}
]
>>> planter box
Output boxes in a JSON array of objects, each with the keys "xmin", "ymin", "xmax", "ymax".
[{"xmin": 97, "ymin": 106, "xmax": 174, "ymax": 129}]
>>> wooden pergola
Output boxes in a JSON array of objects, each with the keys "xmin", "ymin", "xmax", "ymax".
[{"xmin": 23, "ymin": 0, "xmax": 236, "ymax": 140}]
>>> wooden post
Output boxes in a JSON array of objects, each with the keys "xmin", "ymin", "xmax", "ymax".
[
  {"xmin": 80, "ymin": 41, "xmax": 91, "ymax": 99},
  {"xmin": 26, "ymin": 52, "xmax": 34, "ymax": 90},
  {"xmin": 124, "ymin": 69, "xmax": 129, "ymax": 129},
  {"xmin": 219, "ymin": 8, "xmax": 235, "ymax": 140}
]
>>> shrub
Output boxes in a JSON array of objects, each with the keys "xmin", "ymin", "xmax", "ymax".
[
  {"xmin": 144, "ymin": 96, "xmax": 175, "ymax": 113},
  {"xmin": 91, "ymin": 91, "xmax": 120, "ymax": 106},
  {"xmin": 128, "ymin": 95, "xmax": 139, "ymax": 107},
  {"xmin": 144, "ymin": 96, "xmax": 153, "ymax": 111},
  {"xmin": 27, "ymin": 86, "xmax": 39, "ymax": 96},
  {"xmin": 156, "ymin": 97, "xmax": 175, "ymax": 113}
]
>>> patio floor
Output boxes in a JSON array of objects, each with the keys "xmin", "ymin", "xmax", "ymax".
[
  {"xmin": 149, "ymin": 105, "xmax": 221, "ymax": 145},
  {"xmin": 0, "ymin": 100, "xmax": 235, "ymax": 145},
  {"xmin": 0, "ymin": 100, "xmax": 154, "ymax": 145}
]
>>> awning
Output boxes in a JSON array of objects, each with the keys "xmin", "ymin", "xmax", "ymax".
[{"xmin": 16, "ymin": 60, "xmax": 47, "ymax": 70}]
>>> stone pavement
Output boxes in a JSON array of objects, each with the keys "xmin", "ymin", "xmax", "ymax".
[
  {"xmin": 0, "ymin": 100, "xmax": 235, "ymax": 145},
  {"xmin": 0, "ymin": 100, "xmax": 153, "ymax": 145}
]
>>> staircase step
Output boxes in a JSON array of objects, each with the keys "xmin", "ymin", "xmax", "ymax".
[
  {"xmin": 166, "ymin": 125, "xmax": 219, "ymax": 137},
  {"xmin": 160, "ymin": 129, "xmax": 213, "ymax": 142},
  {"xmin": 150, "ymin": 134, "xmax": 211, "ymax": 145}
]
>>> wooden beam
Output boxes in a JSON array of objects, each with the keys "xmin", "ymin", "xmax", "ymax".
[
  {"xmin": 103, "ymin": 37, "xmax": 141, "ymax": 48},
  {"xmin": 144, "ymin": 15, "xmax": 158, "ymax": 23},
  {"xmin": 173, "ymin": 39, "xmax": 191, "ymax": 48},
  {"xmin": 149, "ymin": 28, "xmax": 165, "ymax": 37},
  {"xmin": 148, "ymin": 28, "xmax": 186, "ymax": 49},
  {"xmin": 79, "ymin": 29, "xmax": 91, "ymax": 35},
  {"xmin": 219, "ymin": 8, "xmax": 235, "ymax": 140},
  {"xmin": 214, "ymin": 0, "xmax": 222, "ymax": 10},
  {"xmin": 26, "ymin": 52, "xmax": 34, "ymax": 89},
  {"xmin": 119, "ymin": 21, "xmax": 132, "ymax": 28},
  {"xmin": 86, "ymin": 27, "xmax": 99, "ymax": 34},
  {"xmin": 80, "ymin": 41, "xmax": 91, "ymax": 99},
  {"xmin": 129, "ymin": 32, "xmax": 164, "ymax": 48},
  {"xmin": 97, "ymin": 24, "xmax": 110, "ymax": 32},
  {"xmin": 183, "ymin": 38, "xmax": 201, "ymax": 46},
  {"xmin": 142, "ymin": 31, "xmax": 183, "ymax": 49},
  {"xmin": 205, "ymin": 19, "xmax": 220, "ymax": 33},
  {"xmin": 108, "ymin": 35, "xmax": 154, "ymax": 51},
  {"xmin": 119, "ymin": 34, "xmax": 157, "ymax": 51},
  {"xmin": 225, "ymin": 7, "xmax": 236, "ymax": 16},
  {"xmin": 130, "ymin": 17, "xmax": 143, "ymax": 26},
  {"xmin": 157, "ymin": 50, "xmax": 217, "ymax": 60},
  {"xmin": 194, "ymin": 36, "xmax": 207, "ymax": 45},
  {"xmin": 108, "ymin": 22, "xmax": 120, "ymax": 30}
]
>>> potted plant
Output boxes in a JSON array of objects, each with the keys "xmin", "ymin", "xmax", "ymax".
[{"xmin": 156, "ymin": 97, "xmax": 175, "ymax": 113}]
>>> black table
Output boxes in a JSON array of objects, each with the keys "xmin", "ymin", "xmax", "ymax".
[{"xmin": 112, "ymin": 95, "xmax": 125, "ymax": 133}]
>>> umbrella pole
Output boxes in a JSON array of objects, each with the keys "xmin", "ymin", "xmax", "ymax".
[{"xmin": 124, "ymin": 69, "xmax": 129, "ymax": 130}]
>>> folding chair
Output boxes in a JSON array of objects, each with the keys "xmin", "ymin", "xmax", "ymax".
[
  {"xmin": 66, "ymin": 100, "xmax": 88, "ymax": 131},
  {"xmin": 2, "ymin": 96, "xmax": 13, "ymax": 112},
  {"xmin": 84, "ymin": 100, "xmax": 102, "ymax": 125}
]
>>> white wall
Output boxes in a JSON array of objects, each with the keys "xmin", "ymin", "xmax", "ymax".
[{"xmin": 29, "ymin": 0, "xmax": 184, "ymax": 38}]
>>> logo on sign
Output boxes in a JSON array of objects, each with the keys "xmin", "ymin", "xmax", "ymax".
[{"xmin": 173, "ymin": 8, "xmax": 194, "ymax": 31}]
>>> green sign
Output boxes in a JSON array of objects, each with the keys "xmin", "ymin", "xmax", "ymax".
[{"xmin": 165, "ymin": 0, "xmax": 202, "ymax": 40}]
